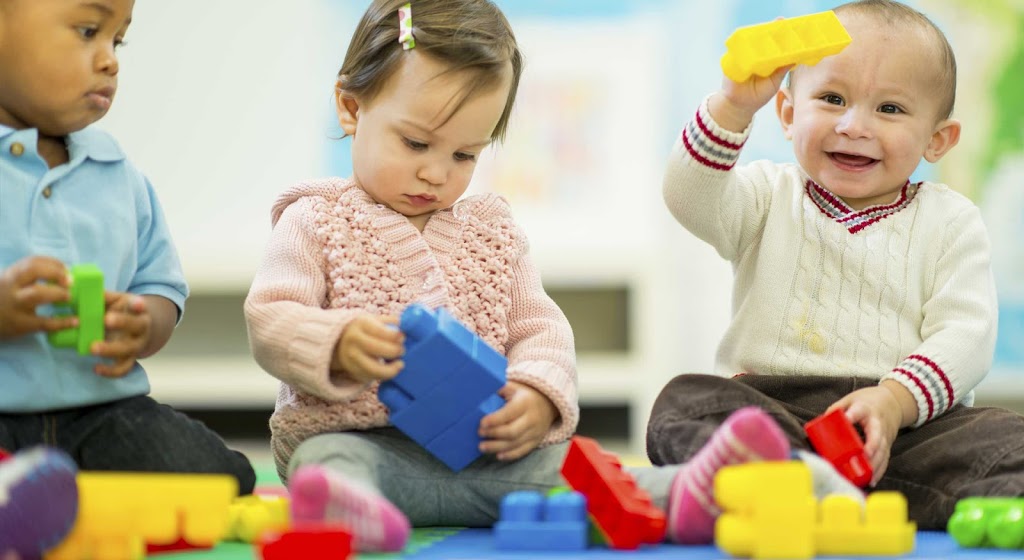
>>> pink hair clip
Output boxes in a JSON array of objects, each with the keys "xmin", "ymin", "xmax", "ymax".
[{"xmin": 398, "ymin": 3, "xmax": 415, "ymax": 50}]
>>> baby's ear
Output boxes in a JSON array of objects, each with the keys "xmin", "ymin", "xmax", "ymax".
[
  {"xmin": 335, "ymin": 78, "xmax": 360, "ymax": 135},
  {"xmin": 775, "ymin": 86, "xmax": 795, "ymax": 140},
  {"xmin": 923, "ymin": 118, "xmax": 961, "ymax": 163}
]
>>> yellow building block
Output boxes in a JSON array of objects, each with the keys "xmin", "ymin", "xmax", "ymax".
[
  {"xmin": 816, "ymin": 492, "xmax": 916, "ymax": 556},
  {"xmin": 225, "ymin": 494, "xmax": 290, "ymax": 543},
  {"xmin": 714, "ymin": 460, "xmax": 814, "ymax": 511},
  {"xmin": 716, "ymin": 461, "xmax": 818, "ymax": 559},
  {"xmin": 714, "ymin": 461, "xmax": 915, "ymax": 559},
  {"xmin": 720, "ymin": 10, "xmax": 851, "ymax": 83},
  {"xmin": 45, "ymin": 472, "xmax": 238, "ymax": 560}
]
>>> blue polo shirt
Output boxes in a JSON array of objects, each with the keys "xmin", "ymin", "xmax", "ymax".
[{"xmin": 0, "ymin": 124, "xmax": 188, "ymax": 412}]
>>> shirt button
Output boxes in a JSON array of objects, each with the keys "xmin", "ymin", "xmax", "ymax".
[
  {"xmin": 9, "ymin": 142, "xmax": 24, "ymax": 156},
  {"xmin": 42, "ymin": 186, "xmax": 52, "ymax": 198}
]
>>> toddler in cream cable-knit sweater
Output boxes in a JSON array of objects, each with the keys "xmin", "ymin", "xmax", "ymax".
[{"xmin": 648, "ymin": 0, "xmax": 1024, "ymax": 532}]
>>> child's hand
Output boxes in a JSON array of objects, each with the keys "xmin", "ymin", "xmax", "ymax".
[
  {"xmin": 826, "ymin": 385, "xmax": 904, "ymax": 486},
  {"xmin": 478, "ymin": 381, "xmax": 558, "ymax": 461},
  {"xmin": 91, "ymin": 291, "xmax": 151, "ymax": 377},
  {"xmin": 0, "ymin": 256, "xmax": 77, "ymax": 339},
  {"xmin": 332, "ymin": 314, "xmax": 405, "ymax": 383},
  {"xmin": 710, "ymin": 64, "xmax": 792, "ymax": 133}
]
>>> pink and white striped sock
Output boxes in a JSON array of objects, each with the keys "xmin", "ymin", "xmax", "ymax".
[
  {"xmin": 666, "ymin": 406, "xmax": 790, "ymax": 544},
  {"xmin": 289, "ymin": 465, "xmax": 411, "ymax": 552}
]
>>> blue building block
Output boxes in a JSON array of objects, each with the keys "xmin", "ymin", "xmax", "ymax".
[
  {"xmin": 495, "ymin": 490, "xmax": 588, "ymax": 551},
  {"xmin": 378, "ymin": 303, "xmax": 507, "ymax": 471}
]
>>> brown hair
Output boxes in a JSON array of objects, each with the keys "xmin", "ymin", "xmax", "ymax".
[
  {"xmin": 338, "ymin": 0, "xmax": 522, "ymax": 141},
  {"xmin": 833, "ymin": 0, "xmax": 958, "ymax": 118}
]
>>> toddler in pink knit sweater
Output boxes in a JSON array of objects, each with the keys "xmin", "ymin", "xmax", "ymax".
[{"xmin": 244, "ymin": 0, "xmax": 800, "ymax": 552}]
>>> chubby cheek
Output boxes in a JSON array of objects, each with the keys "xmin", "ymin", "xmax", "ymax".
[{"xmin": 443, "ymin": 165, "xmax": 476, "ymax": 203}]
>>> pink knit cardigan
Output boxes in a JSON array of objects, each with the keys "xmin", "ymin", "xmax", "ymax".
[{"xmin": 244, "ymin": 177, "xmax": 580, "ymax": 472}]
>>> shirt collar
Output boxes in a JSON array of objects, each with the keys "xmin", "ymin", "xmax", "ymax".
[{"xmin": 0, "ymin": 123, "xmax": 125, "ymax": 162}]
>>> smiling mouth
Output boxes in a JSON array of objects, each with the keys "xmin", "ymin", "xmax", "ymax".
[{"xmin": 829, "ymin": 152, "xmax": 878, "ymax": 168}]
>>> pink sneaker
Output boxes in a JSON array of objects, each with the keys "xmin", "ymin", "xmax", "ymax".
[
  {"xmin": 0, "ymin": 447, "xmax": 79, "ymax": 557},
  {"xmin": 289, "ymin": 465, "xmax": 410, "ymax": 552}
]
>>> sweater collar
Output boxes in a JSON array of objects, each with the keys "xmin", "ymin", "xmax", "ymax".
[{"xmin": 805, "ymin": 179, "xmax": 918, "ymax": 234}]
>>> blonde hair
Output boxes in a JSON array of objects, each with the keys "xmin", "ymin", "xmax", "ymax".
[{"xmin": 338, "ymin": 0, "xmax": 522, "ymax": 141}]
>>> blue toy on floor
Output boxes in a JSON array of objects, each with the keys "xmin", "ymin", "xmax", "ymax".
[{"xmin": 378, "ymin": 303, "xmax": 507, "ymax": 471}]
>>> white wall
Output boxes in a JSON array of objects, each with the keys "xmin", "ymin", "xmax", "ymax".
[{"xmin": 102, "ymin": 2, "xmax": 352, "ymax": 292}]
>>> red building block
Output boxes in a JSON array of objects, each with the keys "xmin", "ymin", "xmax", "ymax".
[
  {"xmin": 560, "ymin": 436, "xmax": 666, "ymax": 549},
  {"xmin": 258, "ymin": 522, "xmax": 352, "ymax": 560},
  {"xmin": 805, "ymin": 409, "xmax": 872, "ymax": 487}
]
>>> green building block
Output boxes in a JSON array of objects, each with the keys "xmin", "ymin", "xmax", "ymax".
[
  {"xmin": 720, "ymin": 10, "xmax": 852, "ymax": 83},
  {"xmin": 48, "ymin": 264, "xmax": 104, "ymax": 355},
  {"xmin": 948, "ymin": 497, "xmax": 1024, "ymax": 549}
]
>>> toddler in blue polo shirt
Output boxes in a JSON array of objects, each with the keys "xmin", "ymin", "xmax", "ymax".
[{"xmin": 0, "ymin": 0, "xmax": 255, "ymax": 525}]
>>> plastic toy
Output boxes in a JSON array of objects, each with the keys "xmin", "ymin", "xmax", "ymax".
[
  {"xmin": 225, "ymin": 494, "xmax": 291, "ymax": 543},
  {"xmin": 258, "ymin": 522, "xmax": 352, "ymax": 560},
  {"xmin": 378, "ymin": 303, "xmax": 507, "ymax": 471},
  {"xmin": 44, "ymin": 472, "xmax": 238, "ymax": 560},
  {"xmin": 48, "ymin": 264, "xmax": 104, "ymax": 355},
  {"xmin": 720, "ymin": 10, "xmax": 851, "ymax": 83},
  {"xmin": 494, "ymin": 489, "xmax": 588, "ymax": 551},
  {"xmin": 805, "ymin": 408, "xmax": 872, "ymax": 487},
  {"xmin": 948, "ymin": 497, "xmax": 1024, "ymax": 549},
  {"xmin": 715, "ymin": 461, "xmax": 914, "ymax": 559},
  {"xmin": 559, "ymin": 436, "xmax": 666, "ymax": 550}
]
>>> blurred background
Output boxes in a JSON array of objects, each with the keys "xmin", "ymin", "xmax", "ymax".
[{"xmin": 101, "ymin": 0, "xmax": 1024, "ymax": 459}]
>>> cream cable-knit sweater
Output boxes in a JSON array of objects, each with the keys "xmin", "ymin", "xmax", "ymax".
[
  {"xmin": 245, "ymin": 178, "xmax": 579, "ymax": 473},
  {"xmin": 664, "ymin": 101, "xmax": 998, "ymax": 427}
]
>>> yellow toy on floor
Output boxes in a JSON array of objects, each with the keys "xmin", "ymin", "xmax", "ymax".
[
  {"xmin": 45, "ymin": 472, "xmax": 237, "ymax": 560},
  {"xmin": 714, "ymin": 461, "xmax": 915, "ymax": 559}
]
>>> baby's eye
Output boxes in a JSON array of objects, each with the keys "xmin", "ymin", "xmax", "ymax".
[
  {"xmin": 878, "ymin": 104, "xmax": 903, "ymax": 114},
  {"xmin": 402, "ymin": 137, "xmax": 427, "ymax": 151},
  {"xmin": 822, "ymin": 94, "xmax": 844, "ymax": 106},
  {"xmin": 77, "ymin": 26, "xmax": 99, "ymax": 39},
  {"xmin": 114, "ymin": 37, "xmax": 127, "ymax": 49},
  {"xmin": 454, "ymin": 152, "xmax": 476, "ymax": 162}
]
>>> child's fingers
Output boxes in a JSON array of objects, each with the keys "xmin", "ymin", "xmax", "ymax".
[
  {"xmin": 360, "ymin": 336, "xmax": 405, "ymax": 361},
  {"xmin": 350, "ymin": 352, "xmax": 403, "ymax": 380},
  {"xmin": 496, "ymin": 440, "xmax": 536, "ymax": 462},
  {"xmin": 105, "ymin": 309, "xmax": 149, "ymax": 336},
  {"xmin": 39, "ymin": 314, "xmax": 79, "ymax": 333},
  {"xmin": 94, "ymin": 356, "xmax": 137, "ymax": 378},
  {"xmin": 15, "ymin": 283, "xmax": 70, "ymax": 307},
  {"xmin": 13, "ymin": 256, "xmax": 68, "ymax": 287}
]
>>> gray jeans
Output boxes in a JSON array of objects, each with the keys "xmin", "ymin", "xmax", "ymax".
[
  {"xmin": 647, "ymin": 373, "xmax": 1024, "ymax": 530},
  {"xmin": 289, "ymin": 427, "xmax": 681, "ymax": 527}
]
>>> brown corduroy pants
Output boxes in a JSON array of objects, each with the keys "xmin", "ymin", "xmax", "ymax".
[{"xmin": 646, "ymin": 373, "xmax": 1024, "ymax": 530}]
